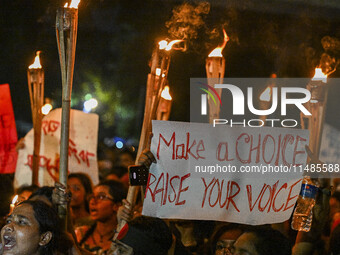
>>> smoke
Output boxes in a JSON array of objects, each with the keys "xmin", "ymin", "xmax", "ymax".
[
  {"xmin": 320, "ymin": 36, "xmax": 340, "ymax": 75},
  {"xmin": 166, "ymin": 2, "xmax": 210, "ymax": 51}
]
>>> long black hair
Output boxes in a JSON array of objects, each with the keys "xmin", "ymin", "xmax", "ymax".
[
  {"xmin": 68, "ymin": 172, "xmax": 93, "ymax": 212},
  {"xmin": 20, "ymin": 200, "xmax": 73, "ymax": 255}
]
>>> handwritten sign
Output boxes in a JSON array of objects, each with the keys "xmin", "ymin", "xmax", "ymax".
[
  {"xmin": 0, "ymin": 84, "xmax": 18, "ymax": 174},
  {"xmin": 14, "ymin": 108, "xmax": 99, "ymax": 187},
  {"xmin": 142, "ymin": 121, "xmax": 309, "ymax": 225}
]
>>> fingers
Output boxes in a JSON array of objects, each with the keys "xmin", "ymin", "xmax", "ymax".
[
  {"xmin": 117, "ymin": 200, "xmax": 134, "ymax": 223},
  {"xmin": 137, "ymin": 149, "xmax": 156, "ymax": 168},
  {"xmin": 52, "ymin": 182, "xmax": 71, "ymax": 206}
]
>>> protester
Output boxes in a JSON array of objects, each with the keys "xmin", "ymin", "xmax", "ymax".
[
  {"xmin": 15, "ymin": 184, "xmax": 39, "ymax": 204},
  {"xmin": 111, "ymin": 216, "xmax": 172, "ymax": 255},
  {"xmin": 75, "ymin": 180, "xmax": 126, "ymax": 254},
  {"xmin": 232, "ymin": 226, "xmax": 292, "ymax": 255},
  {"xmin": 1, "ymin": 200, "xmax": 73, "ymax": 255},
  {"xmin": 208, "ymin": 223, "xmax": 245, "ymax": 255},
  {"xmin": 68, "ymin": 173, "xmax": 93, "ymax": 227}
]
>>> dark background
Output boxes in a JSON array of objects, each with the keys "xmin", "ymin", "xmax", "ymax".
[{"xmin": 0, "ymin": 0, "xmax": 339, "ymax": 143}]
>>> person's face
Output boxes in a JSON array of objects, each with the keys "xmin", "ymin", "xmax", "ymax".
[
  {"xmin": 89, "ymin": 185, "xmax": 118, "ymax": 222},
  {"xmin": 232, "ymin": 233, "xmax": 259, "ymax": 255},
  {"xmin": 68, "ymin": 177, "xmax": 86, "ymax": 208},
  {"xmin": 215, "ymin": 229, "xmax": 243, "ymax": 255},
  {"xmin": 1, "ymin": 204, "xmax": 49, "ymax": 255}
]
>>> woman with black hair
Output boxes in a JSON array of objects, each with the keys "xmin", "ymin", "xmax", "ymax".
[
  {"xmin": 68, "ymin": 173, "xmax": 93, "ymax": 227},
  {"xmin": 1, "ymin": 200, "xmax": 73, "ymax": 255},
  {"xmin": 75, "ymin": 180, "xmax": 127, "ymax": 254}
]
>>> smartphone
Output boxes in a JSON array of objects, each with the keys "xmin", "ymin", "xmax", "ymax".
[{"xmin": 128, "ymin": 165, "xmax": 149, "ymax": 186}]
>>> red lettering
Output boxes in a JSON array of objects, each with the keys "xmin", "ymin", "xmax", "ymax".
[
  {"xmin": 284, "ymin": 179, "xmax": 302, "ymax": 211},
  {"xmin": 273, "ymin": 183, "xmax": 287, "ymax": 212},
  {"xmin": 175, "ymin": 173, "xmax": 191, "ymax": 205}
]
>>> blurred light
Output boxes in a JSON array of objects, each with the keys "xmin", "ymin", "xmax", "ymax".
[
  {"xmin": 83, "ymin": 98, "xmax": 98, "ymax": 113},
  {"xmin": 42, "ymin": 103, "xmax": 53, "ymax": 115},
  {"xmin": 161, "ymin": 86, "xmax": 172, "ymax": 100},
  {"xmin": 116, "ymin": 141, "xmax": 124, "ymax": 149},
  {"xmin": 85, "ymin": 93, "xmax": 92, "ymax": 101},
  {"xmin": 312, "ymin": 68, "xmax": 327, "ymax": 83},
  {"xmin": 11, "ymin": 195, "xmax": 18, "ymax": 205}
]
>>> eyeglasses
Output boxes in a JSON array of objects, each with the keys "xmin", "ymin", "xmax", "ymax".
[
  {"xmin": 87, "ymin": 193, "xmax": 114, "ymax": 202},
  {"xmin": 216, "ymin": 240, "xmax": 235, "ymax": 255}
]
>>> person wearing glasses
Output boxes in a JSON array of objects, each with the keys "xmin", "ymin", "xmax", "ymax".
[{"xmin": 75, "ymin": 180, "xmax": 127, "ymax": 255}]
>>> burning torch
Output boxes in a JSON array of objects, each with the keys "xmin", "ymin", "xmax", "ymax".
[
  {"xmin": 301, "ymin": 68, "xmax": 328, "ymax": 159},
  {"xmin": 205, "ymin": 30, "xmax": 228, "ymax": 124},
  {"xmin": 27, "ymin": 51, "xmax": 44, "ymax": 185},
  {"xmin": 56, "ymin": 0, "xmax": 80, "ymax": 223},
  {"xmin": 156, "ymin": 85, "xmax": 173, "ymax": 121}
]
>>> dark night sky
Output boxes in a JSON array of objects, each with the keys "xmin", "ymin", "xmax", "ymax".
[{"xmin": 0, "ymin": 0, "xmax": 339, "ymax": 142}]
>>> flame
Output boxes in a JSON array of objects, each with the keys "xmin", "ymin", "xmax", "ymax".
[
  {"xmin": 158, "ymin": 40, "xmax": 183, "ymax": 51},
  {"xmin": 42, "ymin": 104, "xmax": 53, "ymax": 115},
  {"xmin": 28, "ymin": 51, "xmax": 42, "ymax": 69},
  {"xmin": 161, "ymin": 86, "xmax": 172, "ymax": 100},
  {"xmin": 208, "ymin": 29, "xmax": 229, "ymax": 57},
  {"xmin": 11, "ymin": 195, "xmax": 18, "ymax": 205},
  {"xmin": 260, "ymin": 87, "xmax": 271, "ymax": 102},
  {"xmin": 64, "ymin": 0, "xmax": 80, "ymax": 9},
  {"xmin": 312, "ymin": 68, "xmax": 327, "ymax": 83}
]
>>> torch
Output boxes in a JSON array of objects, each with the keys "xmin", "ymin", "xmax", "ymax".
[
  {"xmin": 156, "ymin": 85, "xmax": 173, "ymax": 121},
  {"xmin": 56, "ymin": 0, "xmax": 80, "ymax": 222},
  {"xmin": 27, "ymin": 51, "xmax": 44, "ymax": 185},
  {"xmin": 205, "ymin": 30, "xmax": 228, "ymax": 124},
  {"xmin": 117, "ymin": 39, "xmax": 181, "ymax": 233},
  {"xmin": 301, "ymin": 68, "xmax": 328, "ymax": 159}
]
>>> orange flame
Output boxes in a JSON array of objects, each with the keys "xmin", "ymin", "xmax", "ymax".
[
  {"xmin": 28, "ymin": 51, "xmax": 42, "ymax": 69},
  {"xmin": 312, "ymin": 68, "xmax": 327, "ymax": 83},
  {"xmin": 64, "ymin": 0, "xmax": 80, "ymax": 9},
  {"xmin": 158, "ymin": 40, "xmax": 183, "ymax": 51},
  {"xmin": 161, "ymin": 86, "xmax": 172, "ymax": 100},
  {"xmin": 208, "ymin": 29, "xmax": 229, "ymax": 57},
  {"xmin": 260, "ymin": 87, "xmax": 271, "ymax": 102},
  {"xmin": 11, "ymin": 195, "xmax": 18, "ymax": 205}
]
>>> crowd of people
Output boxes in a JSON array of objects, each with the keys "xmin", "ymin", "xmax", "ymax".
[{"xmin": 0, "ymin": 147, "xmax": 339, "ymax": 255}]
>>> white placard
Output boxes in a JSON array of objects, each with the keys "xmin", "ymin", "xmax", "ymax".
[
  {"xmin": 142, "ymin": 121, "xmax": 309, "ymax": 225},
  {"xmin": 14, "ymin": 108, "xmax": 99, "ymax": 188}
]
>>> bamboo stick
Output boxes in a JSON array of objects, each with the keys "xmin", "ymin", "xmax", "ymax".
[
  {"xmin": 56, "ymin": 4, "xmax": 79, "ymax": 224},
  {"xmin": 116, "ymin": 42, "xmax": 171, "ymax": 234},
  {"xmin": 27, "ymin": 59, "xmax": 44, "ymax": 185}
]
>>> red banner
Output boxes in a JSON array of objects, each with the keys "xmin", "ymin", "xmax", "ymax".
[{"xmin": 0, "ymin": 84, "xmax": 18, "ymax": 174}]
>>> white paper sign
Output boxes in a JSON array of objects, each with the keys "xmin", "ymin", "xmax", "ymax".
[
  {"xmin": 142, "ymin": 121, "xmax": 309, "ymax": 225},
  {"xmin": 14, "ymin": 108, "xmax": 99, "ymax": 188}
]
